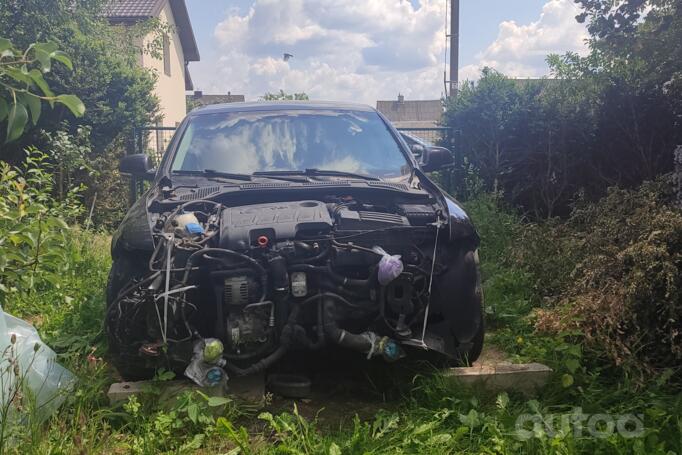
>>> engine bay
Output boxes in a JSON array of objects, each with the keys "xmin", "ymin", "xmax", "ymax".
[{"xmin": 106, "ymin": 194, "xmax": 459, "ymax": 386}]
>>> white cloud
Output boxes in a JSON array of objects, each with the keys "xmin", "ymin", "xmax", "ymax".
[
  {"xmin": 460, "ymin": 0, "xmax": 589, "ymax": 81},
  {"xmin": 191, "ymin": 0, "xmax": 588, "ymax": 103},
  {"xmin": 192, "ymin": 0, "xmax": 447, "ymax": 104}
]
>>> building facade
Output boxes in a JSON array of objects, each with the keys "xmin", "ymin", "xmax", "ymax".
[{"xmin": 107, "ymin": 0, "xmax": 200, "ymax": 127}]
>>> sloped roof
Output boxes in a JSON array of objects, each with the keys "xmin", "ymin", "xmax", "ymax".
[
  {"xmin": 106, "ymin": 0, "xmax": 159, "ymax": 17},
  {"xmin": 106, "ymin": 0, "xmax": 199, "ymax": 62},
  {"xmin": 376, "ymin": 99, "xmax": 443, "ymax": 123}
]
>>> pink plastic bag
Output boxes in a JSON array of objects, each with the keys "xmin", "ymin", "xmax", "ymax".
[{"xmin": 373, "ymin": 246, "xmax": 404, "ymax": 285}]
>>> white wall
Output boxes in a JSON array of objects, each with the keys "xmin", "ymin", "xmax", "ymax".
[{"xmin": 141, "ymin": 1, "xmax": 187, "ymax": 127}]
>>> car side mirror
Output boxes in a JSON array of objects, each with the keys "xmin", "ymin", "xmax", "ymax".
[
  {"xmin": 120, "ymin": 154, "xmax": 154, "ymax": 179},
  {"xmin": 409, "ymin": 143, "xmax": 426, "ymax": 160},
  {"xmin": 421, "ymin": 146, "xmax": 454, "ymax": 172}
]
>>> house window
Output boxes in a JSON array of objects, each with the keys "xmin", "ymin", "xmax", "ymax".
[{"xmin": 163, "ymin": 34, "xmax": 171, "ymax": 77}]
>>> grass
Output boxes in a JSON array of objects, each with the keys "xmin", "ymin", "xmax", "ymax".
[{"xmin": 0, "ymin": 196, "xmax": 680, "ymax": 454}]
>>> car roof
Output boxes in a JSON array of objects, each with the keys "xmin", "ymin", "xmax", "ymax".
[{"xmin": 190, "ymin": 100, "xmax": 376, "ymax": 116}]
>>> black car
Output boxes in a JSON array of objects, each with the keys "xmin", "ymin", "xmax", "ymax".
[{"xmin": 108, "ymin": 101, "xmax": 483, "ymax": 383}]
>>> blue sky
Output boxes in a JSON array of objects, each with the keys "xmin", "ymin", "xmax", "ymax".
[{"xmin": 185, "ymin": 0, "xmax": 587, "ymax": 103}]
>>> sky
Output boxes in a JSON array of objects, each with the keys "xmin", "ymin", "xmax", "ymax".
[{"xmin": 185, "ymin": 0, "xmax": 589, "ymax": 104}]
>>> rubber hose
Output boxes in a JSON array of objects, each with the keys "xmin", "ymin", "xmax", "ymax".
[
  {"xmin": 287, "ymin": 264, "xmax": 372, "ymax": 290},
  {"xmin": 321, "ymin": 295, "xmax": 376, "ymax": 354},
  {"xmin": 226, "ymin": 344, "xmax": 288, "ymax": 376}
]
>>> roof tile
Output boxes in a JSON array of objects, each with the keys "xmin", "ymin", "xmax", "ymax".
[{"xmin": 105, "ymin": 0, "xmax": 160, "ymax": 18}]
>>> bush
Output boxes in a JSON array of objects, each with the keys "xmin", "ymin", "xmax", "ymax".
[
  {"xmin": 0, "ymin": 150, "xmax": 84, "ymax": 296},
  {"xmin": 534, "ymin": 178, "xmax": 682, "ymax": 377}
]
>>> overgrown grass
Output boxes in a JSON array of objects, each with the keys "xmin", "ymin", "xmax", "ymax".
[{"xmin": 1, "ymin": 193, "xmax": 681, "ymax": 454}]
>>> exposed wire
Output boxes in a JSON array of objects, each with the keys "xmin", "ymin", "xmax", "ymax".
[
  {"xmin": 162, "ymin": 233, "xmax": 174, "ymax": 344},
  {"xmin": 420, "ymin": 217, "xmax": 444, "ymax": 347}
]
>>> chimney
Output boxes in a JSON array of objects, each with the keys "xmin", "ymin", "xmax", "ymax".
[
  {"xmin": 194, "ymin": 90, "xmax": 203, "ymax": 99},
  {"xmin": 397, "ymin": 93, "xmax": 404, "ymax": 103}
]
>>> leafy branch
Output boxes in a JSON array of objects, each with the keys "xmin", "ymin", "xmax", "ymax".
[{"xmin": 0, "ymin": 38, "xmax": 85, "ymax": 143}]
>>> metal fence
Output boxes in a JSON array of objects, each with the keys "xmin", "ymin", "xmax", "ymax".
[
  {"xmin": 133, "ymin": 126, "xmax": 177, "ymax": 166},
  {"xmin": 396, "ymin": 127, "xmax": 451, "ymax": 146}
]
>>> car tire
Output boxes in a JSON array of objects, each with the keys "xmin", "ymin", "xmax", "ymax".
[
  {"xmin": 106, "ymin": 254, "xmax": 156, "ymax": 381},
  {"xmin": 451, "ymin": 263, "xmax": 485, "ymax": 366},
  {"xmin": 455, "ymin": 314, "xmax": 484, "ymax": 365}
]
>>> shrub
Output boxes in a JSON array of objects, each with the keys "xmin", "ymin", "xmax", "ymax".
[
  {"xmin": 0, "ymin": 150, "xmax": 83, "ymax": 297},
  {"xmin": 534, "ymin": 178, "xmax": 682, "ymax": 377}
]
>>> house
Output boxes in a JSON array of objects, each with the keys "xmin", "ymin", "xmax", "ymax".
[
  {"xmin": 187, "ymin": 91, "xmax": 246, "ymax": 110},
  {"xmin": 106, "ymin": 0, "xmax": 200, "ymax": 127},
  {"xmin": 376, "ymin": 94, "xmax": 443, "ymax": 129}
]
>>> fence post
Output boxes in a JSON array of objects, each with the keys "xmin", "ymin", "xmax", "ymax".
[
  {"xmin": 673, "ymin": 145, "xmax": 682, "ymax": 209},
  {"xmin": 129, "ymin": 127, "xmax": 139, "ymax": 205}
]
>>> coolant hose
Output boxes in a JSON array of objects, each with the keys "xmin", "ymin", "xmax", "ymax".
[
  {"xmin": 287, "ymin": 264, "xmax": 373, "ymax": 290},
  {"xmin": 321, "ymin": 295, "xmax": 379, "ymax": 354},
  {"xmin": 225, "ymin": 345, "xmax": 288, "ymax": 376}
]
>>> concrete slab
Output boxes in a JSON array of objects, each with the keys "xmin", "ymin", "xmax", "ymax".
[
  {"xmin": 444, "ymin": 362, "xmax": 552, "ymax": 396},
  {"xmin": 108, "ymin": 372, "xmax": 265, "ymax": 405}
]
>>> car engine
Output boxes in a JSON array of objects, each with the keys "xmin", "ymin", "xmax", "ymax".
[{"xmin": 106, "ymin": 195, "xmax": 463, "ymax": 386}]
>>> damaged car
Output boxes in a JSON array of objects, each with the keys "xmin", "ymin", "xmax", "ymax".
[{"xmin": 107, "ymin": 101, "xmax": 483, "ymax": 384}]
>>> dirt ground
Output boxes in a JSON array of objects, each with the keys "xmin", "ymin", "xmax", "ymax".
[{"xmin": 264, "ymin": 337, "xmax": 510, "ymax": 426}]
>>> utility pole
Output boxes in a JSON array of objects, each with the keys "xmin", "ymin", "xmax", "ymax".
[{"xmin": 449, "ymin": 0, "xmax": 459, "ymax": 99}]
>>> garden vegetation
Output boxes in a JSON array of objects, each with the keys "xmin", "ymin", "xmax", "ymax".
[{"xmin": 0, "ymin": 0, "xmax": 680, "ymax": 453}]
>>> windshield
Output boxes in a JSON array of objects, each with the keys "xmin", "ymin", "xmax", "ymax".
[{"xmin": 171, "ymin": 109, "xmax": 410, "ymax": 178}]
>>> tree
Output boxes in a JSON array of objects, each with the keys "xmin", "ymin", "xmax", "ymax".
[
  {"xmin": 574, "ymin": 0, "xmax": 682, "ymax": 184},
  {"xmin": 262, "ymin": 90, "xmax": 310, "ymax": 101},
  {"xmin": 442, "ymin": 69, "xmax": 523, "ymax": 195},
  {"xmin": 0, "ymin": 38, "xmax": 84, "ymax": 143},
  {"xmin": 442, "ymin": 67, "xmax": 598, "ymax": 218},
  {"xmin": 442, "ymin": 1, "xmax": 682, "ymax": 218},
  {"xmin": 0, "ymin": 0, "xmax": 160, "ymax": 153},
  {"xmin": 0, "ymin": 0, "xmax": 163, "ymax": 226}
]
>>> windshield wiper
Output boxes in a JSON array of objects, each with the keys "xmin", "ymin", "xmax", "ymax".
[
  {"xmin": 253, "ymin": 169, "xmax": 380, "ymax": 181},
  {"xmin": 173, "ymin": 169, "xmax": 252, "ymax": 181},
  {"xmin": 173, "ymin": 169, "xmax": 310, "ymax": 184}
]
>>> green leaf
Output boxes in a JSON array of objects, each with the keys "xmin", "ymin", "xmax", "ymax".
[
  {"xmin": 45, "ymin": 217, "xmax": 69, "ymax": 230},
  {"xmin": 0, "ymin": 98, "xmax": 8, "ymax": 122},
  {"xmin": 6, "ymin": 102, "xmax": 28, "ymax": 142},
  {"xmin": 34, "ymin": 42, "xmax": 58, "ymax": 54},
  {"xmin": 34, "ymin": 49, "xmax": 51, "ymax": 72},
  {"xmin": 458, "ymin": 409, "xmax": 480, "ymax": 428},
  {"xmin": 206, "ymin": 396, "xmax": 231, "ymax": 407},
  {"xmin": 4, "ymin": 67, "xmax": 32, "ymax": 84},
  {"xmin": 33, "ymin": 43, "xmax": 59, "ymax": 72},
  {"xmin": 561, "ymin": 373, "xmax": 574, "ymax": 388},
  {"xmin": 0, "ymin": 38, "xmax": 10, "ymax": 51},
  {"xmin": 18, "ymin": 93, "xmax": 41, "ymax": 125},
  {"xmin": 496, "ymin": 392, "xmax": 510, "ymax": 411},
  {"xmin": 186, "ymin": 403, "xmax": 199, "ymax": 424},
  {"xmin": 28, "ymin": 69, "xmax": 54, "ymax": 98},
  {"xmin": 56, "ymin": 95, "xmax": 85, "ymax": 117},
  {"xmin": 51, "ymin": 51, "xmax": 73, "ymax": 70},
  {"xmin": 0, "ymin": 38, "xmax": 12, "ymax": 56},
  {"xmin": 329, "ymin": 442, "xmax": 342, "ymax": 455},
  {"xmin": 565, "ymin": 358, "xmax": 580, "ymax": 374}
]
